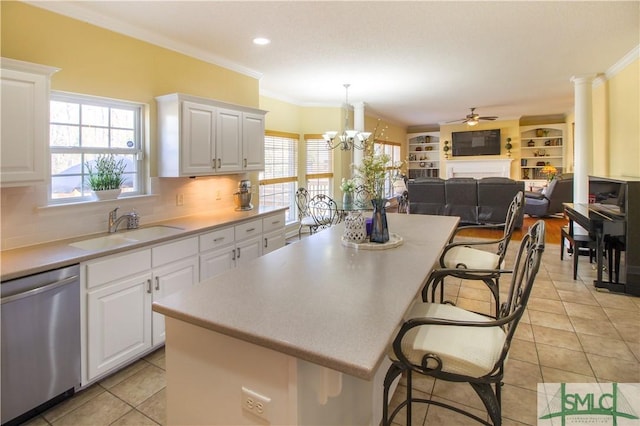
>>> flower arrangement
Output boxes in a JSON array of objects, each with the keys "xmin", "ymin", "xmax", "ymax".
[
  {"xmin": 340, "ymin": 178, "xmax": 356, "ymax": 193},
  {"xmin": 541, "ymin": 165, "xmax": 558, "ymax": 181},
  {"xmin": 354, "ymin": 151, "xmax": 391, "ymax": 200},
  {"xmin": 352, "ymin": 120, "xmax": 403, "ymax": 201},
  {"xmin": 86, "ymin": 154, "xmax": 126, "ymax": 191}
]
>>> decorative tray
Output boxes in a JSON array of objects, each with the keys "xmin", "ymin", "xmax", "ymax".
[{"xmin": 341, "ymin": 233, "xmax": 403, "ymax": 250}]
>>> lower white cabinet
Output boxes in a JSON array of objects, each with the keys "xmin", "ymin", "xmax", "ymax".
[
  {"xmin": 82, "ymin": 211, "xmax": 285, "ymax": 384},
  {"xmin": 199, "ymin": 219, "xmax": 263, "ymax": 281},
  {"xmin": 86, "ymin": 270, "xmax": 152, "ymax": 381},
  {"xmin": 151, "ymin": 256, "xmax": 199, "ymax": 345},
  {"xmin": 83, "ymin": 237, "xmax": 198, "ymax": 384},
  {"xmin": 263, "ymin": 211, "xmax": 286, "ymax": 255}
]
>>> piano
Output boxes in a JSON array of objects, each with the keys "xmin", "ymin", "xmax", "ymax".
[{"xmin": 563, "ymin": 176, "xmax": 640, "ymax": 296}]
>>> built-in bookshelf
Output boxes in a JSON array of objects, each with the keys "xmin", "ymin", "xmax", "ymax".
[
  {"xmin": 519, "ymin": 124, "xmax": 565, "ymax": 183},
  {"xmin": 407, "ymin": 132, "xmax": 439, "ymax": 179}
]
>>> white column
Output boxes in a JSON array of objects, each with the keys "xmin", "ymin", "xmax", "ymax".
[
  {"xmin": 353, "ymin": 102, "xmax": 366, "ymax": 168},
  {"xmin": 571, "ymin": 74, "xmax": 596, "ymax": 204}
]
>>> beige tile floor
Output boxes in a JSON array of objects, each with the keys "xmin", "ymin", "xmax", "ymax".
[{"xmin": 23, "ymin": 240, "xmax": 640, "ymax": 426}]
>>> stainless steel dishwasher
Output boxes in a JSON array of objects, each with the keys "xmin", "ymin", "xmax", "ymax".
[{"xmin": 1, "ymin": 264, "xmax": 81, "ymax": 426}]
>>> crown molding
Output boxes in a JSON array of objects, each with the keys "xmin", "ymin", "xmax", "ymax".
[{"xmin": 25, "ymin": 1, "xmax": 263, "ymax": 80}]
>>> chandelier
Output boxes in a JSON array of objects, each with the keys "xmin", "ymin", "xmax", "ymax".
[{"xmin": 324, "ymin": 84, "xmax": 371, "ymax": 150}]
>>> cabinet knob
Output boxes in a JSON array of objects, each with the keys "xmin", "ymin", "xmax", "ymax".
[
  {"xmin": 146, "ymin": 279, "xmax": 152, "ymax": 294},
  {"xmin": 264, "ymin": 237, "xmax": 268, "ymax": 248},
  {"xmin": 244, "ymin": 158, "xmax": 247, "ymax": 168},
  {"xmin": 217, "ymin": 158, "xmax": 221, "ymax": 169},
  {"xmin": 237, "ymin": 247, "xmax": 241, "ymax": 259},
  {"xmin": 155, "ymin": 276, "xmax": 160, "ymax": 291},
  {"xmin": 232, "ymin": 248, "xmax": 236, "ymax": 260}
]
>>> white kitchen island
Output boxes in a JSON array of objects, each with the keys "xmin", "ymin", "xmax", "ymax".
[{"xmin": 153, "ymin": 213, "xmax": 459, "ymax": 425}]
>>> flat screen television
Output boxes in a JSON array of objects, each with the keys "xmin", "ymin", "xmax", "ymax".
[{"xmin": 452, "ymin": 129, "xmax": 501, "ymax": 157}]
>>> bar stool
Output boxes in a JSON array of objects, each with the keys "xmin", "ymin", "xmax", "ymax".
[{"xmin": 560, "ymin": 224, "xmax": 595, "ymax": 280}]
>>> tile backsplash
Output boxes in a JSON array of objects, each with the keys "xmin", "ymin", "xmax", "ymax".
[{"xmin": 1, "ymin": 175, "xmax": 251, "ymax": 250}]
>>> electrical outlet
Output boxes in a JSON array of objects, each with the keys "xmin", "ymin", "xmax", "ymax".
[
  {"xmin": 216, "ymin": 190, "xmax": 221, "ymax": 200},
  {"xmin": 176, "ymin": 193, "xmax": 184, "ymax": 206},
  {"xmin": 241, "ymin": 386, "xmax": 271, "ymax": 423}
]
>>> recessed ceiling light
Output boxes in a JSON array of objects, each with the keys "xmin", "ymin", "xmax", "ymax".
[{"xmin": 253, "ymin": 37, "xmax": 270, "ymax": 46}]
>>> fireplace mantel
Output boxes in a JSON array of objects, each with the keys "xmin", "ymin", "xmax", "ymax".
[{"xmin": 445, "ymin": 158, "xmax": 513, "ymax": 179}]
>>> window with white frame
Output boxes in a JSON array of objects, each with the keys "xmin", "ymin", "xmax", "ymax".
[
  {"xmin": 49, "ymin": 92, "xmax": 144, "ymax": 203},
  {"xmin": 259, "ymin": 131, "xmax": 298, "ymax": 223},
  {"xmin": 305, "ymin": 135, "xmax": 333, "ymax": 197},
  {"xmin": 374, "ymin": 140, "xmax": 402, "ymax": 197}
]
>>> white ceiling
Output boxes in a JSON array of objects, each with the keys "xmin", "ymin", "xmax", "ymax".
[{"xmin": 30, "ymin": 1, "xmax": 640, "ymax": 128}]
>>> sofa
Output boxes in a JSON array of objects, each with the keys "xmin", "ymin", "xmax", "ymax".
[{"xmin": 408, "ymin": 177, "xmax": 525, "ymax": 228}]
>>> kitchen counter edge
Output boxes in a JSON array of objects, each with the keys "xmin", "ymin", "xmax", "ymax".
[{"xmin": 1, "ymin": 207, "xmax": 288, "ymax": 282}]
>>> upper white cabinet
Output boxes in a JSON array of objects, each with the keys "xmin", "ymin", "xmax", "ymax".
[
  {"xmin": 156, "ymin": 93, "xmax": 266, "ymax": 177},
  {"xmin": 1, "ymin": 58, "xmax": 58, "ymax": 186}
]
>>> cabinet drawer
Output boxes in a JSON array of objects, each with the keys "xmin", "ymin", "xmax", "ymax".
[
  {"xmin": 262, "ymin": 211, "xmax": 286, "ymax": 233},
  {"xmin": 152, "ymin": 237, "xmax": 198, "ymax": 267},
  {"xmin": 199, "ymin": 227, "xmax": 235, "ymax": 252},
  {"xmin": 85, "ymin": 249, "xmax": 151, "ymax": 288},
  {"xmin": 235, "ymin": 219, "xmax": 262, "ymax": 241}
]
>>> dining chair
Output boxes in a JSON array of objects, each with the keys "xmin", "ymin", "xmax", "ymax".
[
  {"xmin": 307, "ymin": 194, "xmax": 339, "ymax": 232},
  {"xmin": 353, "ymin": 184, "xmax": 371, "ymax": 209},
  {"xmin": 424, "ymin": 191, "xmax": 524, "ymax": 316},
  {"xmin": 383, "ymin": 220, "xmax": 546, "ymax": 426},
  {"xmin": 295, "ymin": 188, "xmax": 317, "ymax": 239}
]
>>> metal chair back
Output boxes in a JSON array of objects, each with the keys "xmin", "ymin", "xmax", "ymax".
[
  {"xmin": 295, "ymin": 188, "xmax": 310, "ymax": 220},
  {"xmin": 308, "ymin": 194, "xmax": 339, "ymax": 230}
]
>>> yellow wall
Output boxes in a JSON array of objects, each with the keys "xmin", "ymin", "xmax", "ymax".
[
  {"xmin": 2, "ymin": 2, "xmax": 259, "ymax": 176},
  {"xmin": 607, "ymin": 58, "xmax": 639, "ymax": 177},
  {"xmin": 440, "ymin": 120, "xmax": 521, "ymax": 178}
]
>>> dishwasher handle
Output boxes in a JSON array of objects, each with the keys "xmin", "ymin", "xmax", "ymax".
[{"xmin": 1, "ymin": 275, "xmax": 79, "ymax": 304}]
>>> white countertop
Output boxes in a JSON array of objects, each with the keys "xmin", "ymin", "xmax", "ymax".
[
  {"xmin": 1, "ymin": 206, "xmax": 286, "ymax": 282},
  {"xmin": 152, "ymin": 213, "xmax": 459, "ymax": 380}
]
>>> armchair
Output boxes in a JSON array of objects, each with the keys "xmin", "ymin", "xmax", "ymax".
[{"xmin": 524, "ymin": 174, "xmax": 573, "ymax": 217}]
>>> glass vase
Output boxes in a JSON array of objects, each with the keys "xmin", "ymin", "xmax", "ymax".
[
  {"xmin": 370, "ymin": 198, "xmax": 389, "ymax": 243},
  {"xmin": 342, "ymin": 192, "xmax": 353, "ymax": 211}
]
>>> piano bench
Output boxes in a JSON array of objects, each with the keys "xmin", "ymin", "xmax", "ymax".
[{"xmin": 561, "ymin": 225, "xmax": 596, "ymax": 280}]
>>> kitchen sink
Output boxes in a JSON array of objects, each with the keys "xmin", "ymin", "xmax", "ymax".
[
  {"xmin": 69, "ymin": 225, "xmax": 184, "ymax": 251},
  {"xmin": 118, "ymin": 225, "xmax": 184, "ymax": 240}
]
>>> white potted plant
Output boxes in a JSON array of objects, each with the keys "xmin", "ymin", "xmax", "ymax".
[{"xmin": 86, "ymin": 154, "xmax": 126, "ymax": 200}]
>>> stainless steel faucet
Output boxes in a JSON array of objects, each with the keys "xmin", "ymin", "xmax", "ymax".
[{"xmin": 108, "ymin": 207, "xmax": 139, "ymax": 233}]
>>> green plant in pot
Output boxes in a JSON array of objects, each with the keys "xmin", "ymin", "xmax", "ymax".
[{"xmin": 86, "ymin": 154, "xmax": 126, "ymax": 200}]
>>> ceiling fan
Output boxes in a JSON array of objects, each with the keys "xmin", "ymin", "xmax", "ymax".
[{"xmin": 448, "ymin": 107, "xmax": 498, "ymax": 126}]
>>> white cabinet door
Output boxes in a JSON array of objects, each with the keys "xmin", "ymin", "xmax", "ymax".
[
  {"xmin": 181, "ymin": 101, "xmax": 216, "ymax": 175},
  {"xmin": 152, "ymin": 256, "xmax": 198, "ymax": 345},
  {"xmin": 1, "ymin": 59, "xmax": 57, "ymax": 185},
  {"xmin": 236, "ymin": 235, "xmax": 262, "ymax": 267},
  {"xmin": 242, "ymin": 112, "xmax": 265, "ymax": 171},
  {"xmin": 87, "ymin": 271, "xmax": 152, "ymax": 380},
  {"xmin": 216, "ymin": 108, "xmax": 243, "ymax": 173},
  {"xmin": 263, "ymin": 229, "xmax": 286, "ymax": 255},
  {"xmin": 200, "ymin": 245, "xmax": 236, "ymax": 281}
]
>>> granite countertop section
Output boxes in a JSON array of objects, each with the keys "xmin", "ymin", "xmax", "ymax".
[
  {"xmin": 152, "ymin": 213, "xmax": 459, "ymax": 380},
  {"xmin": 1, "ymin": 206, "xmax": 287, "ymax": 282}
]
